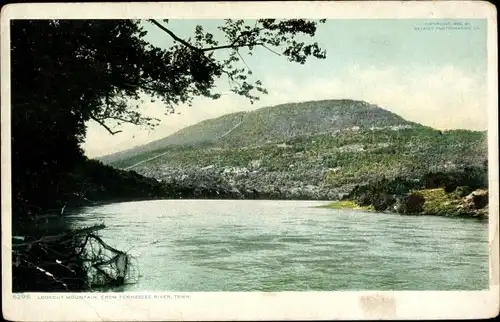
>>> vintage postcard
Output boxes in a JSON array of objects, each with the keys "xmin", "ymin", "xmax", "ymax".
[{"xmin": 1, "ymin": 1, "xmax": 498, "ymax": 321}]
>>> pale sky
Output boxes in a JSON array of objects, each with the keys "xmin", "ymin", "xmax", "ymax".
[{"xmin": 82, "ymin": 19, "xmax": 488, "ymax": 158}]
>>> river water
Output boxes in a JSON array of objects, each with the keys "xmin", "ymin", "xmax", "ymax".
[{"xmin": 67, "ymin": 199, "xmax": 489, "ymax": 291}]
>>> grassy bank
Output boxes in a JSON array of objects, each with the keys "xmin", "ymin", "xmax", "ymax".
[{"xmin": 318, "ymin": 200, "xmax": 375, "ymax": 211}]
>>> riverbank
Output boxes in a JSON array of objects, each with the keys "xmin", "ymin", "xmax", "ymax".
[
  {"xmin": 321, "ymin": 187, "xmax": 489, "ymax": 220},
  {"xmin": 65, "ymin": 163, "xmax": 489, "ymax": 221},
  {"xmin": 402, "ymin": 187, "xmax": 489, "ymax": 219},
  {"xmin": 318, "ymin": 200, "xmax": 375, "ymax": 211}
]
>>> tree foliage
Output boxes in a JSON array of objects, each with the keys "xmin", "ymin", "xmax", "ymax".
[{"xmin": 11, "ymin": 19, "xmax": 326, "ymax": 214}]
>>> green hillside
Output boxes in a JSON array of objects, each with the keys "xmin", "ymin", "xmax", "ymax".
[
  {"xmin": 217, "ymin": 99, "xmax": 415, "ymax": 146},
  {"xmin": 99, "ymin": 99, "xmax": 416, "ymax": 164},
  {"xmin": 103, "ymin": 98, "xmax": 487, "ymax": 201}
]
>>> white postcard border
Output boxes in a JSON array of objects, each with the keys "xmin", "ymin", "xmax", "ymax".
[{"xmin": 1, "ymin": 1, "xmax": 498, "ymax": 321}]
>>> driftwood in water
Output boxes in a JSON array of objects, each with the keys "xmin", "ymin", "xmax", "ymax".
[
  {"xmin": 12, "ymin": 223, "xmax": 138, "ymax": 292},
  {"xmin": 13, "ymin": 224, "xmax": 106, "ymax": 247}
]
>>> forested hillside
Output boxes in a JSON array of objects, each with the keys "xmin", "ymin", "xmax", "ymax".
[
  {"xmin": 99, "ymin": 99, "xmax": 417, "ymax": 164},
  {"xmin": 103, "ymin": 100, "xmax": 487, "ymax": 201}
]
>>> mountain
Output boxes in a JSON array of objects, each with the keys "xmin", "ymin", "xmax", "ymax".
[
  {"xmin": 98, "ymin": 99, "xmax": 417, "ymax": 164},
  {"xmin": 98, "ymin": 99, "xmax": 487, "ymax": 200}
]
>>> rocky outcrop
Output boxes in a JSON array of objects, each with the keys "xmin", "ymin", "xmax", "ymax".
[
  {"xmin": 395, "ymin": 192, "xmax": 425, "ymax": 215},
  {"xmin": 395, "ymin": 188, "xmax": 489, "ymax": 219},
  {"xmin": 464, "ymin": 189, "xmax": 488, "ymax": 209}
]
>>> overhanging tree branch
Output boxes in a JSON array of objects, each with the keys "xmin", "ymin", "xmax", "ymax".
[
  {"xmin": 148, "ymin": 19, "xmax": 274, "ymax": 53},
  {"xmin": 148, "ymin": 19, "xmax": 202, "ymax": 52},
  {"xmin": 200, "ymin": 29, "xmax": 266, "ymax": 52},
  {"xmin": 201, "ymin": 42, "xmax": 264, "ymax": 52},
  {"xmin": 90, "ymin": 115, "xmax": 123, "ymax": 135}
]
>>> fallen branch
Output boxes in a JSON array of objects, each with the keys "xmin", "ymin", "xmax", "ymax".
[{"xmin": 12, "ymin": 223, "xmax": 137, "ymax": 292}]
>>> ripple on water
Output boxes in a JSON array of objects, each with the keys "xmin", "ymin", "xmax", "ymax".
[
  {"xmin": 68, "ymin": 200, "xmax": 489, "ymax": 292},
  {"xmin": 276, "ymin": 236, "xmax": 314, "ymax": 243}
]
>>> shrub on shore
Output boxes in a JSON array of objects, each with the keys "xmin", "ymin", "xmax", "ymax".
[{"xmin": 340, "ymin": 165, "xmax": 488, "ymax": 219}]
